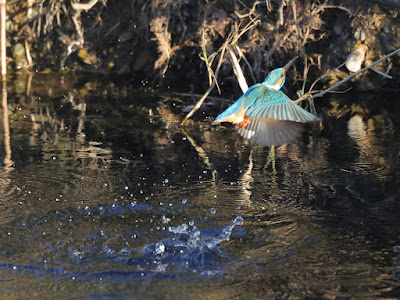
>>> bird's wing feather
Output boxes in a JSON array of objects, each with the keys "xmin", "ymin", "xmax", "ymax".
[
  {"xmin": 245, "ymin": 87, "xmax": 319, "ymax": 123},
  {"xmin": 214, "ymin": 84, "xmax": 263, "ymax": 122},
  {"xmin": 237, "ymin": 118, "xmax": 304, "ymax": 147}
]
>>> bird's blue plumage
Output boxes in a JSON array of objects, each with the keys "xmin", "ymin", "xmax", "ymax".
[
  {"xmin": 214, "ymin": 84, "xmax": 262, "ymax": 121},
  {"xmin": 214, "ymin": 96, "xmax": 242, "ymax": 122}
]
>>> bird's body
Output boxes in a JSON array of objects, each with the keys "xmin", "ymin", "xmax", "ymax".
[{"xmin": 213, "ymin": 58, "xmax": 320, "ymax": 146}]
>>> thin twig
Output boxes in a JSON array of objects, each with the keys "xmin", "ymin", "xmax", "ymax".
[
  {"xmin": 172, "ymin": 92, "xmax": 226, "ymax": 101},
  {"xmin": 230, "ymin": 17, "xmax": 260, "ymax": 45},
  {"xmin": 234, "ymin": 0, "xmax": 262, "ymax": 18},
  {"xmin": 179, "ymin": 83, "xmax": 215, "ymax": 126},
  {"xmin": 24, "ymin": 39, "xmax": 33, "ymax": 68},
  {"xmin": 301, "ymin": 55, "xmax": 309, "ymax": 96},
  {"xmin": 199, "ymin": 30, "xmax": 217, "ymax": 87},
  {"xmin": 180, "ymin": 45, "xmax": 227, "ymax": 126},
  {"xmin": 181, "ymin": 18, "xmax": 259, "ymax": 126},
  {"xmin": 370, "ymin": 66, "xmax": 392, "ymax": 79},
  {"xmin": 234, "ymin": 45, "xmax": 257, "ymax": 83},
  {"xmin": 299, "ymin": 47, "xmax": 400, "ymax": 101}
]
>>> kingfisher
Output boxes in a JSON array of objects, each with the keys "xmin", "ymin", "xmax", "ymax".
[{"xmin": 213, "ymin": 57, "xmax": 320, "ymax": 146}]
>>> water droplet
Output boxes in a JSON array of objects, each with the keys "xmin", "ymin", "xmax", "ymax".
[
  {"xmin": 233, "ymin": 216, "xmax": 244, "ymax": 225},
  {"xmin": 169, "ymin": 223, "xmax": 188, "ymax": 233},
  {"xmin": 155, "ymin": 242, "xmax": 165, "ymax": 255},
  {"xmin": 210, "ymin": 207, "xmax": 216, "ymax": 214},
  {"xmin": 162, "ymin": 215, "xmax": 171, "ymax": 224}
]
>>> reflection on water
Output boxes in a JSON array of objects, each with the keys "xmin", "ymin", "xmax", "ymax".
[
  {"xmin": 1, "ymin": 82, "xmax": 12, "ymax": 173},
  {"xmin": 0, "ymin": 74, "xmax": 400, "ymax": 298}
]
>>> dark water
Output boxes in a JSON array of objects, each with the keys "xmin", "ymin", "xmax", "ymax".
[{"xmin": 0, "ymin": 74, "xmax": 400, "ymax": 299}]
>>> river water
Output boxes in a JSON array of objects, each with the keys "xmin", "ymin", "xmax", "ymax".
[{"xmin": 0, "ymin": 74, "xmax": 399, "ymax": 299}]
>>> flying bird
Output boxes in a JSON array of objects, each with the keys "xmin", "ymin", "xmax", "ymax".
[{"xmin": 213, "ymin": 57, "xmax": 319, "ymax": 146}]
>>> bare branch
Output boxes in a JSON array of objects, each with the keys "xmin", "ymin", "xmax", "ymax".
[
  {"xmin": 181, "ymin": 18, "xmax": 259, "ymax": 125},
  {"xmin": 310, "ymin": 47, "xmax": 400, "ymax": 100},
  {"xmin": 180, "ymin": 45, "xmax": 227, "ymax": 126},
  {"xmin": 370, "ymin": 66, "xmax": 392, "ymax": 79}
]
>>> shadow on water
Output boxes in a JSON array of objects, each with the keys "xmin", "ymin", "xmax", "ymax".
[{"xmin": 0, "ymin": 73, "xmax": 400, "ymax": 298}]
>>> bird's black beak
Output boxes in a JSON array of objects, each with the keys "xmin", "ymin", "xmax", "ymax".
[{"xmin": 282, "ymin": 56, "xmax": 298, "ymax": 73}]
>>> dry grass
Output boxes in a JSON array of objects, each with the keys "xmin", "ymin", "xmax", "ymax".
[{"xmin": 9, "ymin": 0, "xmax": 106, "ymax": 69}]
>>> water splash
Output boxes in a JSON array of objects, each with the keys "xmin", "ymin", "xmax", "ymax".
[{"xmin": 128, "ymin": 216, "xmax": 244, "ymax": 276}]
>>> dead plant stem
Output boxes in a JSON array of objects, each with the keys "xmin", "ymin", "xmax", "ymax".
[
  {"xmin": 181, "ymin": 18, "xmax": 259, "ymax": 125},
  {"xmin": 180, "ymin": 46, "xmax": 227, "ymax": 126},
  {"xmin": 0, "ymin": 0, "xmax": 6, "ymax": 79},
  {"xmin": 229, "ymin": 46, "xmax": 248, "ymax": 93}
]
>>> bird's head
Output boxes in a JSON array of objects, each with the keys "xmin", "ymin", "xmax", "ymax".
[
  {"xmin": 262, "ymin": 56, "xmax": 298, "ymax": 91},
  {"xmin": 262, "ymin": 68, "xmax": 286, "ymax": 91}
]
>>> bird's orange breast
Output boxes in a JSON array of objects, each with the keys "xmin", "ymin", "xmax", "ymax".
[
  {"xmin": 275, "ymin": 76, "xmax": 284, "ymax": 87},
  {"xmin": 218, "ymin": 106, "xmax": 248, "ymax": 124}
]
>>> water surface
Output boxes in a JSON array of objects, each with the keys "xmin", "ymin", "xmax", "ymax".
[{"xmin": 0, "ymin": 74, "xmax": 400, "ymax": 298}]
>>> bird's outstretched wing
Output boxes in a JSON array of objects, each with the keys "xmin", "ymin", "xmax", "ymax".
[
  {"xmin": 244, "ymin": 86, "xmax": 319, "ymax": 123},
  {"xmin": 237, "ymin": 118, "xmax": 304, "ymax": 147}
]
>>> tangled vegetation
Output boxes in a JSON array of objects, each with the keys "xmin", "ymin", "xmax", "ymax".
[{"xmin": 4, "ymin": 0, "xmax": 400, "ymax": 94}]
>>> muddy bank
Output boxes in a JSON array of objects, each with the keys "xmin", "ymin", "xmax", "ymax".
[{"xmin": 6, "ymin": 0, "xmax": 400, "ymax": 95}]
